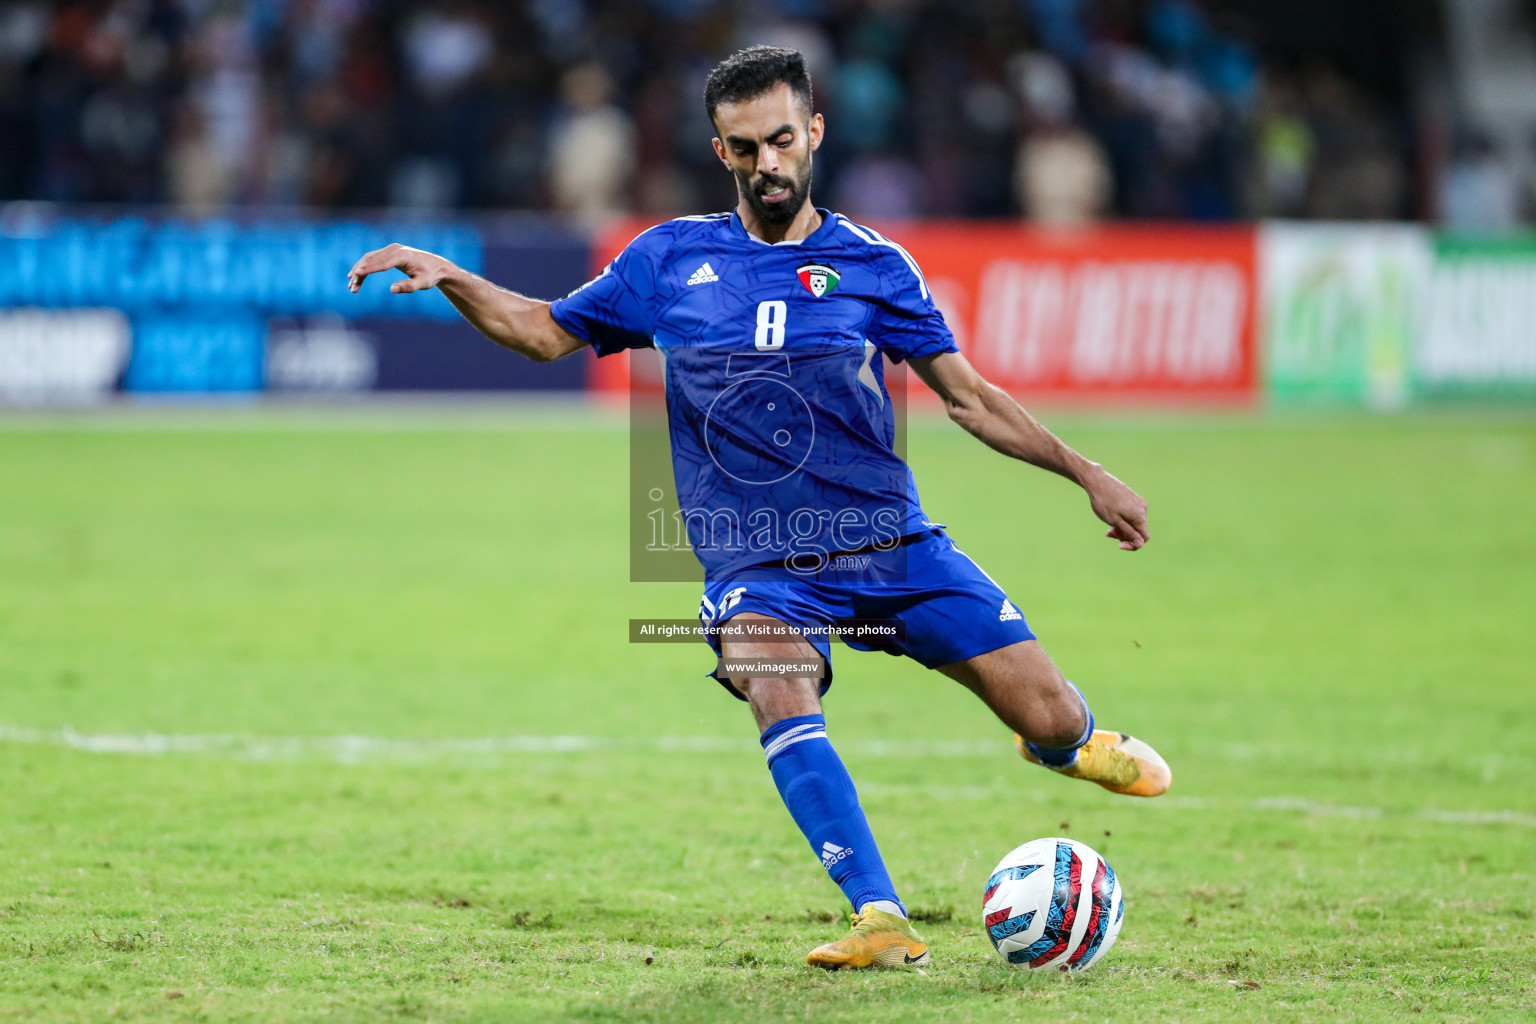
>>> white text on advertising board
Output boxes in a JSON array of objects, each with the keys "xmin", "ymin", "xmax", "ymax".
[{"xmin": 970, "ymin": 260, "xmax": 1248, "ymax": 386}]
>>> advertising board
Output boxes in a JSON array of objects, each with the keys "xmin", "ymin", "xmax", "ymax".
[
  {"xmin": 0, "ymin": 214, "xmax": 591, "ymax": 398},
  {"xmin": 1259, "ymin": 223, "xmax": 1430, "ymax": 408},
  {"xmin": 1420, "ymin": 236, "xmax": 1536, "ymax": 396}
]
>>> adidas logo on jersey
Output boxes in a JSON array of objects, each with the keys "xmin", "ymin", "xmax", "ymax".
[
  {"xmin": 821, "ymin": 841, "xmax": 853, "ymax": 868},
  {"xmin": 999, "ymin": 600, "xmax": 1023, "ymax": 622},
  {"xmin": 686, "ymin": 262, "xmax": 719, "ymax": 285}
]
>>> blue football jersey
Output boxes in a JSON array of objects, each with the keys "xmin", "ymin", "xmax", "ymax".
[{"xmin": 550, "ymin": 209, "xmax": 957, "ymax": 580}]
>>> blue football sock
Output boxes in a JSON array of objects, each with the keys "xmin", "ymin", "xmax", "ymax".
[
  {"xmin": 760, "ymin": 714, "xmax": 904, "ymax": 916},
  {"xmin": 1023, "ymin": 681, "xmax": 1095, "ymax": 767}
]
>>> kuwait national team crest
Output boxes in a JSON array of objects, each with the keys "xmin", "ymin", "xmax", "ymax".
[{"xmin": 797, "ymin": 263, "xmax": 840, "ymax": 297}]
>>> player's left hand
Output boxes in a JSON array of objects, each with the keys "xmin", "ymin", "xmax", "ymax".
[{"xmin": 1081, "ymin": 465, "xmax": 1149, "ymax": 551}]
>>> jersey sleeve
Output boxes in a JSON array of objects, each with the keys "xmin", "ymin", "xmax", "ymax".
[
  {"xmin": 865, "ymin": 247, "xmax": 959, "ymax": 363},
  {"xmin": 550, "ymin": 231, "xmax": 664, "ymax": 357}
]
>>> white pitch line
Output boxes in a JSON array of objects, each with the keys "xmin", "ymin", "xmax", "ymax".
[
  {"xmin": 0, "ymin": 724, "xmax": 999, "ymax": 762},
  {"xmin": 0, "ymin": 724, "xmax": 660, "ymax": 762},
  {"xmin": 1252, "ymin": 796, "xmax": 1536, "ymax": 828},
  {"xmin": 0, "ymin": 724, "xmax": 1530, "ymax": 828}
]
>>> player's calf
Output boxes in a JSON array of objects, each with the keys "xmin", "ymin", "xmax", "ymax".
[
  {"xmin": 1011, "ymin": 678, "xmax": 1171, "ymax": 797},
  {"xmin": 941, "ymin": 640, "xmax": 1088, "ymax": 749},
  {"xmin": 941, "ymin": 641, "xmax": 1170, "ymax": 798},
  {"xmin": 755, "ymin": 711, "xmax": 911, "ymax": 921}
]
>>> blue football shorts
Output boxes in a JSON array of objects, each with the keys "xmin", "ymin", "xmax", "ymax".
[{"xmin": 698, "ymin": 527, "xmax": 1036, "ymax": 700}]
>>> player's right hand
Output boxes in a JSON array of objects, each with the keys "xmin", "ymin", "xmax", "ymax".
[
  {"xmin": 347, "ymin": 243, "xmax": 456, "ymax": 295},
  {"xmin": 1082, "ymin": 465, "xmax": 1150, "ymax": 552}
]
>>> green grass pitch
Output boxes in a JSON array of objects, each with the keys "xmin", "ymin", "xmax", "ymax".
[{"xmin": 0, "ymin": 405, "xmax": 1532, "ymax": 1022}]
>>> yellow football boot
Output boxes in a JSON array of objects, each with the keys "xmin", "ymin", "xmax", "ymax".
[
  {"xmin": 805, "ymin": 904, "xmax": 931, "ymax": 970},
  {"xmin": 1016, "ymin": 729, "xmax": 1172, "ymax": 798}
]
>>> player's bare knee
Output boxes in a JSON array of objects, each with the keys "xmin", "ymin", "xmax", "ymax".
[
  {"xmin": 742, "ymin": 675, "xmax": 822, "ymax": 733},
  {"xmin": 720, "ymin": 613, "xmax": 818, "ymax": 659}
]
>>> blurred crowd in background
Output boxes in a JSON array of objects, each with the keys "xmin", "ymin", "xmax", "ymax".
[{"xmin": 1, "ymin": 0, "xmax": 1531, "ymax": 227}]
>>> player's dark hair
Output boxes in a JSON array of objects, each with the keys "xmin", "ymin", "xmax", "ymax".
[{"xmin": 704, "ymin": 46, "xmax": 813, "ymax": 128}]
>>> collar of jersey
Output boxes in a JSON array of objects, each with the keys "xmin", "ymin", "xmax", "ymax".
[{"xmin": 729, "ymin": 207, "xmax": 837, "ymax": 247}]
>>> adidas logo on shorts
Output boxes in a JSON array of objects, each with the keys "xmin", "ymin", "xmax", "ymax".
[{"xmin": 999, "ymin": 600, "xmax": 1023, "ymax": 622}]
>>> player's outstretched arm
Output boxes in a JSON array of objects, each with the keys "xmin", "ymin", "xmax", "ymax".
[
  {"xmin": 910, "ymin": 350, "xmax": 1149, "ymax": 551},
  {"xmin": 347, "ymin": 243, "xmax": 586, "ymax": 362}
]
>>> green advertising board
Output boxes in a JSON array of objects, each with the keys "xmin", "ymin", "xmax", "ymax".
[
  {"xmin": 1261, "ymin": 224, "xmax": 1428, "ymax": 408},
  {"xmin": 1418, "ymin": 235, "xmax": 1536, "ymax": 398}
]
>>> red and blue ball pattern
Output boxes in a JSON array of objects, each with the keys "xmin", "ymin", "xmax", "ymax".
[{"xmin": 982, "ymin": 837, "xmax": 1125, "ymax": 971}]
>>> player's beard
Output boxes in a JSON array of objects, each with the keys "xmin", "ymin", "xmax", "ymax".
[{"xmin": 738, "ymin": 157, "xmax": 813, "ymax": 226}]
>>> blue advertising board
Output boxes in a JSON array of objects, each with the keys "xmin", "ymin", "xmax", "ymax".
[
  {"xmin": 0, "ymin": 217, "xmax": 481, "ymax": 317},
  {"xmin": 0, "ymin": 212, "xmax": 592, "ymax": 396}
]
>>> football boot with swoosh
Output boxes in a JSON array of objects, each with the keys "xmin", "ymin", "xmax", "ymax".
[
  {"xmin": 805, "ymin": 904, "xmax": 931, "ymax": 970},
  {"xmin": 1016, "ymin": 729, "xmax": 1172, "ymax": 797}
]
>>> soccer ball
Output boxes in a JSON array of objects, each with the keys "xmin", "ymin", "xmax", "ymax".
[{"xmin": 982, "ymin": 837, "xmax": 1124, "ymax": 971}]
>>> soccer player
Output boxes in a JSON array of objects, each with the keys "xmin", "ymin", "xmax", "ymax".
[{"xmin": 347, "ymin": 45, "xmax": 1169, "ymax": 971}]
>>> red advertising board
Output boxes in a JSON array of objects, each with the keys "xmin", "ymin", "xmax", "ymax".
[{"xmin": 587, "ymin": 220, "xmax": 1258, "ymax": 403}]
